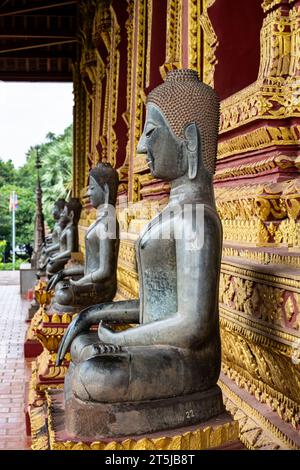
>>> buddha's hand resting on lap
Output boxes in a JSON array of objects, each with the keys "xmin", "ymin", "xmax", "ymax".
[{"xmin": 69, "ymin": 275, "xmax": 92, "ymax": 287}]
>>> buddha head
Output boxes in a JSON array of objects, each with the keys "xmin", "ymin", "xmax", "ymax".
[
  {"xmin": 62, "ymin": 198, "xmax": 82, "ymax": 225},
  {"xmin": 137, "ymin": 69, "xmax": 220, "ymax": 182},
  {"xmin": 52, "ymin": 198, "xmax": 66, "ymax": 220},
  {"xmin": 87, "ymin": 162, "xmax": 119, "ymax": 209}
]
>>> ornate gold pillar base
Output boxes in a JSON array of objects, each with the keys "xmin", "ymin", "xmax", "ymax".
[
  {"xmin": 27, "ymin": 310, "xmax": 74, "ymax": 403},
  {"xmin": 26, "ymin": 350, "xmax": 68, "ymax": 438},
  {"xmin": 31, "ymin": 389, "xmax": 239, "ymax": 450},
  {"xmin": 28, "ymin": 350, "xmax": 68, "ymax": 406},
  {"xmin": 24, "ymin": 281, "xmax": 54, "ymax": 358},
  {"xmin": 219, "ymin": 373, "xmax": 300, "ymax": 450},
  {"xmin": 26, "ymin": 307, "xmax": 76, "ymax": 436}
]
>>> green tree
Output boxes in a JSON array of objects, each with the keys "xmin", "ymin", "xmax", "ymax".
[
  {"xmin": 0, "ymin": 240, "xmax": 7, "ymax": 262},
  {"xmin": 0, "ymin": 124, "xmax": 72, "ymax": 261},
  {"xmin": 40, "ymin": 125, "xmax": 73, "ymax": 226},
  {"xmin": 14, "ymin": 148, "xmax": 36, "ymax": 191},
  {"xmin": 0, "ymin": 184, "xmax": 35, "ymax": 249},
  {"xmin": 0, "ymin": 158, "xmax": 15, "ymax": 186}
]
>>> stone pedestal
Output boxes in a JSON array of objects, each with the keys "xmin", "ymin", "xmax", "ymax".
[
  {"xmin": 19, "ymin": 263, "xmax": 37, "ymax": 297},
  {"xmin": 65, "ymin": 386, "xmax": 224, "ymax": 439},
  {"xmin": 31, "ymin": 389, "xmax": 239, "ymax": 450},
  {"xmin": 27, "ymin": 300, "xmax": 40, "ymax": 322}
]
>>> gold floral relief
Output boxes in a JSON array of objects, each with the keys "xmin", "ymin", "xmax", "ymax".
[
  {"xmin": 215, "ymin": 181, "xmax": 300, "ymax": 246},
  {"xmin": 219, "ymin": 263, "xmax": 300, "ymax": 333},
  {"xmin": 221, "ymin": 318, "xmax": 300, "ymax": 429}
]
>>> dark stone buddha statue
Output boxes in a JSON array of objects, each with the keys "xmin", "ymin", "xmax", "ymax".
[
  {"xmin": 46, "ymin": 198, "xmax": 82, "ymax": 277},
  {"xmin": 37, "ymin": 199, "xmax": 66, "ymax": 277},
  {"xmin": 48, "ymin": 163, "xmax": 120, "ymax": 312},
  {"xmin": 57, "ymin": 69, "xmax": 223, "ymax": 438}
]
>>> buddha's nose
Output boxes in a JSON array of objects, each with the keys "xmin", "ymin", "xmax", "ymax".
[
  {"xmin": 82, "ymin": 188, "xmax": 90, "ymax": 200},
  {"xmin": 137, "ymin": 133, "xmax": 147, "ymax": 154}
]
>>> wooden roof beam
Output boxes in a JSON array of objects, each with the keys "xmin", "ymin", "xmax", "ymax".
[
  {"xmin": 0, "ymin": 34, "xmax": 77, "ymax": 39},
  {"xmin": 0, "ymin": 71, "xmax": 73, "ymax": 81},
  {"xmin": 0, "ymin": 39, "xmax": 77, "ymax": 54},
  {"xmin": 0, "ymin": 49, "xmax": 75, "ymax": 59},
  {"xmin": 0, "ymin": 1, "xmax": 78, "ymax": 17}
]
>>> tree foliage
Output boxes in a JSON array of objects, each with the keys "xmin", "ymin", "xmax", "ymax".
[
  {"xmin": 0, "ymin": 184, "xmax": 35, "ymax": 247},
  {"xmin": 0, "ymin": 124, "xmax": 72, "ymax": 258},
  {"xmin": 40, "ymin": 124, "xmax": 73, "ymax": 225},
  {"xmin": 0, "ymin": 159, "xmax": 15, "ymax": 186}
]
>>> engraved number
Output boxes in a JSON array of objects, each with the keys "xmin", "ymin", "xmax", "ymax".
[{"xmin": 185, "ymin": 409, "xmax": 195, "ymax": 419}]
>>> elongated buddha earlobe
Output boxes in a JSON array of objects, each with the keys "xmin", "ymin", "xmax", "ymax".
[{"xmin": 184, "ymin": 122, "xmax": 200, "ymax": 180}]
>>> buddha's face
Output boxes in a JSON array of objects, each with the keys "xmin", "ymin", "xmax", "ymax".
[
  {"xmin": 137, "ymin": 104, "xmax": 187, "ymax": 181},
  {"xmin": 87, "ymin": 176, "xmax": 106, "ymax": 208},
  {"xmin": 61, "ymin": 205, "xmax": 71, "ymax": 224},
  {"xmin": 52, "ymin": 204, "xmax": 60, "ymax": 220}
]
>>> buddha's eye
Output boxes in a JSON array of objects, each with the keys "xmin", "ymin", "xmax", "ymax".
[{"xmin": 146, "ymin": 126, "xmax": 156, "ymax": 138}]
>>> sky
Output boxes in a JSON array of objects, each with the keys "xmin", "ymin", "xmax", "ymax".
[{"xmin": 0, "ymin": 82, "xmax": 73, "ymax": 167}]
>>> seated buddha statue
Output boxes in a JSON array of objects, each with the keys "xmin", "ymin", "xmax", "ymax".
[
  {"xmin": 37, "ymin": 199, "xmax": 66, "ymax": 277},
  {"xmin": 46, "ymin": 198, "xmax": 82, "ymax": 277},
  {"xmin": 48, "ymin": 163, "xmax": 120, "ymax": 312},
  {"xmin": 57, "ymin": 69, "xmax": 223, "ymax": 438}
]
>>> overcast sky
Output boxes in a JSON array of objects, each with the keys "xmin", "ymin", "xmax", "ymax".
[{"xmin": 0, "ymin": 82, "xmax": 73, "ymax": 167}]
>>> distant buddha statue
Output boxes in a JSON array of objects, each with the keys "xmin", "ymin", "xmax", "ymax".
[
  {"xmin": 46, "ymin": 198, "xmax": 82, "ymax": 277},
  {"xmin": 48, "ymin": 163, "xmax": 120, "ymax": 312},
  {"xmin": 57, "ymin": 69, "xmax": 223, "ymax": 438},
  {"xmin": 37, "ymin": 199, "xmax": 66, "ymax": 277},
  {"xmin": 45, "ymin": 199, "xmax": 66, "ymax": 246}
]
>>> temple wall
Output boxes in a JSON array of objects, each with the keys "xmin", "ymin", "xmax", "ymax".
[{"xmin": 73, "ymin": 0, "xmax": 300, "ymax": 430}]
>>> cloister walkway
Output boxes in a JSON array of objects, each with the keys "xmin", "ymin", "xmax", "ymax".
[{"xmin": 0, "ymin": 271, "xmax": 31, "ymax": 450}]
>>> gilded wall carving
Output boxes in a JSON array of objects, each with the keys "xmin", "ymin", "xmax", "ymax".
[
  {"xmin": 72, "ymin": 63, "xmax": 88, "ymax": 197},
  {"xmin": 220, "ymin": 265, "xmax": 300, "ymax": 333},
  {"xmin": 262, "ymin": 0, "xmax": 292, "ymax": 14},
  {"xmin": 223, "ymin": 246, "xmax": 300, "ymax": 268},
  {"xmin": 221, "ymin": 378, "xmax": 299, "ymax": 449},
  {"xmin": 159, "ymin": 0, "xmax": 182, "ymax": 79},
  {"xmin": 215, "ymin": 180, "xmax": 300, "ymax": 246},
  {"xmin": 220, "ymin": 4, "xmax": 300, "ymax": 134},
  {"xmin": 188, "ymin": 0, "xmax": 201, "ymax": 72},
  {"xmin": 221, "ymin": 316, "xmax": 300, "ymax": 429},
  {"xmin": 94, "ymin": 3, "xmax": 120, "ymax": 167},
  {"xmin": 200, "ymin": 0, "xmax": 218, "ymax": 86},
  {"xmin": 217, "ymin": 125, "xmax": 300, "ymax": 160}
]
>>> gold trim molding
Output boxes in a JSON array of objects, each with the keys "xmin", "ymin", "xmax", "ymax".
[
  {"xmin": 217, "ymin": 125, "xmax": 300, "ymax": 160},
  {"xmin": 220, "ymin": 306, "xmax": 300, "ymax": 429},
  {"xmin": 220, "ymin": 377, "xmax": 299, "ymax": 449}
]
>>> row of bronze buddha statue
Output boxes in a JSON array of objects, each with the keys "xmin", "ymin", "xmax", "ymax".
[
  {"xmin": 38, "ymin": 197, "xmax": 82, "ymax": 279},
  {"xmin": 38, "ymin": 69, "xmax": 223, "ymax": 439}
]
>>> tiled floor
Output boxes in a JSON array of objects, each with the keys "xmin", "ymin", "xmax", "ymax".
[{"xmin": 0, "ymin": 272, "xmax": 31, "ymax": 450}]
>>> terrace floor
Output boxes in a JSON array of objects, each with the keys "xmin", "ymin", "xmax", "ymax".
[{"xmin": 0, "ymin": 271, "xmax": 31, "ymax": 450}]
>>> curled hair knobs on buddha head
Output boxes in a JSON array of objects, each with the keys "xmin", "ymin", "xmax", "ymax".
[{"xmin": 147, "ymin": 69, "xmax": 220, "ymax": 175}]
